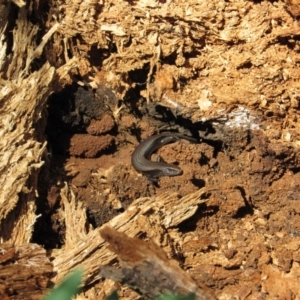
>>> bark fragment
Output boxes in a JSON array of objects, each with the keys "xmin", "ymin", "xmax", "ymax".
[{"xmin": 99, "ymin": 226, "xmax": 215, "ymax": 300}]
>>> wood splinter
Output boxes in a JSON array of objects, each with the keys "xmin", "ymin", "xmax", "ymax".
[{"xmin": 99, "ymin": 226, "xmax": 215, "ymax": 300}]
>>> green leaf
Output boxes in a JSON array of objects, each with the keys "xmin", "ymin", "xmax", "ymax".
[
  {"xmin": 107, "ymin": 290, "xmax": 119, "ymax": 300},
  {"xmin": 44, "ymin": 269, "xmax": 83, "ymax": 300},
  {"xmin": 156, "ymin": 293, "xmax": 196, "ymax": 300}
]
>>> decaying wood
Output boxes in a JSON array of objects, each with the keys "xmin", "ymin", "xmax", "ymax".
[
  {"xmin": 33, "ymin": 0, "xmax": 300, "ymax": 150},
  {"xmin": 1, "ymin": 0, "xmax": 300, "ymax": 298},
  {"xmin": 0, "ymin": 243, "xmax": 53, "ymax": 299},
  {"xmin": 0, "ymin": 7, "xmax": 71, "ymax": 244},
  {"xmin": 99, "ymin": 226, "xmax": 215, "ymax": 299},
  {"xmin": 52, "ymin": 184, "xmax": 208, "ymax": 288},
  {"xmin": 0, "ymin": 62, "xmax": 53, "ymax": 244},
  {"xmin": 51, "ymin": 0, "xmax": 300, "ymax": 136}
]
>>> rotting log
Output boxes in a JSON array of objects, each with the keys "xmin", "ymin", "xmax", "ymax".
[
  {"xmin": 52, "ymin": 185, "xmax": 209, "ymax": 289},
  {"xmin": 0, "ymin": 6, "xmax": 75, "ymax": 244},
  {"xmin": 0, "ymin": 243, "xmax": 53, "ymax": 299},
  {"xmin": 99, "ymin": 226, "xmax": 216, "ymax": 300}
]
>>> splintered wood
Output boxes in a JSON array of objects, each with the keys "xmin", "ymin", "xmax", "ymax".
[
  {"xmin": 0, "ymin": 6, "xmax": 75, "ymax": 245},
  {"xmin": 0, "ymin": 243, "xmax": 53, "ymax": 299},
  {"xmin": 52, "ymin": 185, "xmax": 209, "ymax": 296},
  {"xmin": 0, "ymin": 7, "xmax": 56, "ymax": 244},
  {"xmin": 99, "ymin": 226, "xmax": 215, "ymax": 300},
  {"xmin": 0, "ymin": 61, "xmax": 54, "ymax": 244}
]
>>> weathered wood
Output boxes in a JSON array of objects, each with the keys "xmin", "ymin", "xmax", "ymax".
[
  {"xmin": 0, "ymin": 243, "xmax": 53, "ymax": 300},
  {"xmin": 99, "ymin": 226, "xmax": 215, "ymax": 300},
  {"xmin": 52, "ymin": 185, "xmax": 208, "ymax": 287},
  {"xmin": 0, "ymin": 7, "xmax": 71, "ymax": 244}
]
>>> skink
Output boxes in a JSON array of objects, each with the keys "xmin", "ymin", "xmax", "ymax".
[{"xmin": 131, "ymin": 132, "xmax": 196, "ymax": 181}]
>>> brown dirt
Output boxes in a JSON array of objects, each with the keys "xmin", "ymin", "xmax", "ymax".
[{"xmin": 33, "ymin": 83, "xmax": 300, "ymax": 299}]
